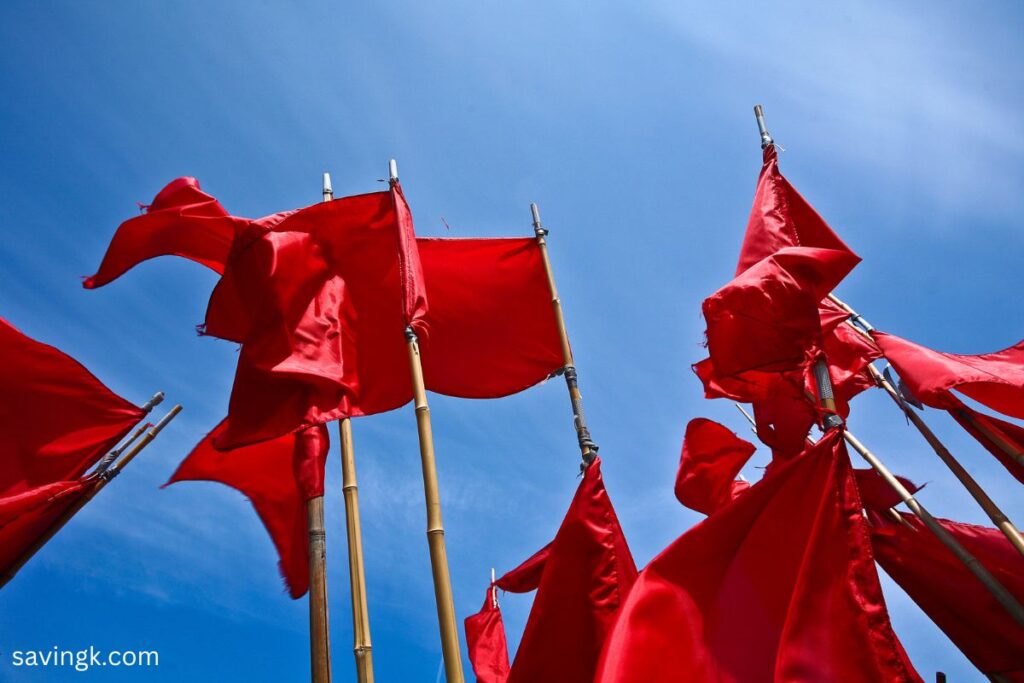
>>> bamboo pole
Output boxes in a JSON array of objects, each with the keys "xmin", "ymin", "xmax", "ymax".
[
  {"xmin": 751, "ymin": 105, "xmax": 1024, "ymax": 626},
  {"xmin": 828, "ymin": 294, "xmax": 1024, "ymax": 557},
  {"xmin": 392, "ymin": 160, "xmax": 464, "ymax": 683},
  {"xmin": 307, "ymin": 173, "xmax": 335, "ymax": 683},
  {"xmin": 530, "ymin": 202, "xmax": 598, "ymax": 470},
  {"xmin": 0, "ymin": 403, "xmax": 182, "ymax": 589},
  {"xmin": 94, "ymin": 391, "xmax": 164, "ymax": 475},
  {"xmin": 323, "ymin": 172, "xmax": 375, "ymax": 682}
]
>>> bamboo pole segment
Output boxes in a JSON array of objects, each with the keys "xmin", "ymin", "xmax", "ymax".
[
  {"xmin": 392, "ymin": 159, "xmax": 464, "ymax": 683},
  {"xmin": 530, "ymin": 202, "xmax": 598, "ymax": 470},
  {"xmin": 323, "ymin": 172, "xmax": 374, "ymax": 682},
  {"xmin": 842, "ymin": 428, "xmax": 1024, "ymax": 627},
  {"xmin": 94, "ymin": 391, "xmax": 164, "ymax": 474},
  {"xmin": 827, "ymin": 294, "xmax": 1024, "ymax": 557},
  {"xmin": 0, "ymin": 403, "xmax": 182, "ymax": 589},
  {"xmin": 306, "ymin": 172, "xmax": 335, "ymax": 683},
  {"xmin": 339, "ymin": 418, "xmax": 373, "ymax": 683}
]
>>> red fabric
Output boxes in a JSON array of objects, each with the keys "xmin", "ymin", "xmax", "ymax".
[
  {"xmin": 165, "ymin": 420, "xmax": 329, "ymax": 598},
  {"xmin": 495, "ymin": 542, "xmax": 552, "ymax": 594},
  {"xmin": 595, "ymin": 431, "xmax": 920, "ymax": 683},
  {"xmin": 675, "ymin": 419, "xmax": 756, "ymax": 515},
  {"xmin": 704, "ymin": 247, "xmax": 858, "ymax": 378},
  {"xmin": 949, "ymin": 405, "xmax": 1024, "ymax": 485},
  {"xmin": 871, "ymin": 512, "xmax": 1024, "ymax": 681},
  {"xmin": 0, "ymin": 479, "xmax": 91, "ymax": 575},
  {"xmin": 819, "ymin": 302, "xmax": 881, "ymax": 406},
  {"xmin": 498, "ymin": 458, "xmax": 637, "ymax": 683},
  {"xmin": 736, "ymin": 146, "xmax": 858, "ymax": 275},
  {"xmin": 83, "ymin": 177, "xmax": 252, "ymax": 288},
  {"xmin": 464, "ymin": 585, "xmax": 511, "ymax": 683},
  {"xmin": 875, "ymin": 331, "xmax": 1024, "ymax": 420},
  {"xmin": 0, "ymin": 317, "xmax": 144, "ymax": 496},
  {"xmin": 418, "ymin": 238, "xmax": 563, "ymax": 398},
  {"xmin": 854, "ymin": 469, "xmax": 921, "ymax": 512}
]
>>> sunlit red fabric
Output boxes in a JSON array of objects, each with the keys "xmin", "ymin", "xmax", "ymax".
[
  {"xmin": 83, "ymin": 177, "xmax": 255, "ymax": 288},
  {"xmin": 494, "ymin": 458, "xmax": 637, "ymax": 683},
  {"xmin": 949, "ymin": 404, "xmax": 1024, "ymax": 485},
  {"xmin": 819, "ymin": 301, "xmax": 881, "ymax": 406},
  {"xmin": 464, "ymin": 585, "xmax": 511, "ymax": 683},
  {"xmin": 675, "ymin": 418, "xmax": 755, "ymax": 515},
  {"xmin": 871, "ymin": 512, "xmax": 1024, "ymax": 681},
  {"xmin": 854, "ymin": 469, "xmax": 921, "ymax": 512},
  {"xmin": 0, "ymin": 317, "xmax": 144, "ymax": 496},
  {"xmin": 735, "ymin": 146, "xmax": 858, "ymax": 275},
  {"xmin": 0, "ymin": 479, "xmax": 91, "ymax": 576},
  {"xmin": 165, "ymin": 420, "xmax": 329, "ymax": 598},
  {"xmin": 875, "ymin": 331, "xmax": 1024, "ymax": 420},
  {"xmin": 595, "ymin": 431, "xmax": 920, "ymax": 683}
]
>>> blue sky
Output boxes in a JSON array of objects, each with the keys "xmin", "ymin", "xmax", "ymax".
[{"xmin": 1, "ymin": 1, "xmax": 1022, "ymax": 680}]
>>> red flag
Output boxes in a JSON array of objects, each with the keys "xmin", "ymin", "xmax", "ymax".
[
  {"xmin": 0, "ymin": 480, "xmax": 91, "ymax": 576},
  {"xmin": 819, "ymin": 301, "xmax": 881, "ymax": 406},
  {"xmin": 0, "ymin": 317, "xmax": 144, "ymax": 495},
  {"xmin": 871, "ymin": 512, "xmax": 1024, "ymax": 680},
  {"xmin": 949, "ymin": 405, "xmax": 1024, "ymax": 485},
  {"xmin": 874, "ymin": 331, "xmax": 1024, "ymax": 420},
  {"xmin": 735, "ymin": 146, "xmax": 858, "ymax": 275},
  {"xmin": 165, "ymin": 420, "xmax": 329, "ymax": 598},
  {"xmin": 595, "ymin": 431, "xmax": 920, "ymax": 683},
  {"xmin": 675, "ymin": 419, "xmax": 755, "ymax": 515},
  {"xmin": 464, "ymin": 585, "xmax": 511, "ymax": 683},
  {"xmin": 83, "ymin": 177, "xmax": 259, "ymax": 288},
  {"xmin": 492, "ymin": 458, "xmax": 637, "ymax": 683},
  {"xmin": 854, "ymin": 469, "xmax": 922, "ymax": 512}
]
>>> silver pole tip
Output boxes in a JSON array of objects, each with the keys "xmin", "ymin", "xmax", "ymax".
[
  {"xmin": 322, "ymin": 173, "xmax": 333, "ymax": 197},
  {"xmin": 388, "ymin": 159, "xmax": 398, "ymax": 183},
  {"xmin": 142, "ymin": 391, "xmax": 165, "ymax": 412},
  {"xmin": 530, "ymin": 202, "xmax": 542, "ymax": 227},
  {"xmin": 753, "ymin": 104, "xmax": 774, "ymax": 149}
]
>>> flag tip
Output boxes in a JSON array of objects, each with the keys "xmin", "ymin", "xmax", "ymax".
[{"xmin": 388, "ymin": 159, "xmax": 398, "ymax": 183}]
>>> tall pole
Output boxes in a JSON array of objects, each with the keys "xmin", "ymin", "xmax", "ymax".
[
  {"xmin": 828, "ymin": 294, "xmax": 1024, "ymax": 558},
  {"xmin": 0, "ymin": 403, "xmax": 182, "ymax": 589},
  {"xmin": 393, "ymin": 160, "xmax": 464, "ymax": 683},
  {"xmin": 323, "ymin": 172, "xmax": 374, "ymax": 682},
  {"xmin": 530, "ymin": 202, "xmax": 598, "ymax": 470},
  {"xmin": 307, "ymin": 174, "xmax": 335, "ymax": 683},
  {"xmin": 751, "ymin": 105, "xmax": 1024, "ymax": 626}
]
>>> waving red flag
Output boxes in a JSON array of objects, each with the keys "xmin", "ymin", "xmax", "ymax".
[
  {"xmin": 83, "ymin": 177, "xmax": 261, "ymax": 288},
  {"xmin": 675, "ymin": 419, "xmax": 755, "ymax": 515},
  {"xmin": 736, "ymin": 146, "xmax": 857, "ymax": 275},
  {"xmin": 488, "ymin": 458, "xmax": 636, "ymax": 683},
  {"xmin": 871, "ymin": 511, "xmax": 1024, "ymax": 681},
  {"xmin": 874, "ymin": 331, "xmax": 1024, "ymax": 420},
  {"xmin": 464, "ymin": 585, "xmax": 511, "ymax": 683},
  {"xmin": 949, "ymin": 405, "xmax": 1024, "ymax": 485},
  {"xmin": 596, "ymin": 431, "xmax": 920, "ymax": 683},
  {"xmin": 0, "ymin": 479, "xmax": 92, "ymax": 577},
  {"xmin": 165, "ymin": 420, "xmax": 329, "ymax": 598},
  {"xmin": 0, "ymin": 318, "xmax": 144, "ymax": 495}
]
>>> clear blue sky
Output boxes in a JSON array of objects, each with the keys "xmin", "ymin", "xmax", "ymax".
[{"xmin": 1, "ymin": 2, "xmax": 1022, "ymax": 681}]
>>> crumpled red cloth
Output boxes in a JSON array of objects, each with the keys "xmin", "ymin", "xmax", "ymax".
[
  {"xmin": 675, "ymin": 418, "xmax": 755, "ymax": 515},
  {"xmin": 871, "ymin": 511, "xmax": 1024, "ymax": 681},
  {"xmin": 0, "ymin": 479, "xmax": 92, "ymax": 576},
  {"xmin": 595, "ymin": 431, "xmax": 920, "ymax": 683},
  {"xmin": 464, "ymin": 584, "xmax": 511, "ymax": 683},
  {"xmin": 479, "ymin": 458, "xmax": 636, "ymax": 683}
]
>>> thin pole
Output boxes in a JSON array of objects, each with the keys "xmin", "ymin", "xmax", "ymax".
[
  {"xmin": 828, "ymin": 294, "xmax": 1024, "ymax": 557},
  {"xmin": 324, "ymin": 172, "xmax": 374, "ymax": 682},
  {"xmin": 94, "ymin": 391, "xmax": 164, "ymax": 475},
  {"xmin": 530, "ymin": 202, "xmax": 598, "ymax": 470},
  {"xmin": 307, "ymin": 173, "xmax": 335, "ymax": 683},
  {"xmin": 0, "ymin": 403, "xmax": 182, "ymax": 589},
  {"xmin": 393, "ymin": 160, "xmax": 464, "ymax": 683},
  {"xmin": 843, "ymin": 427, "xmax": 1024, "ymax": 627}
]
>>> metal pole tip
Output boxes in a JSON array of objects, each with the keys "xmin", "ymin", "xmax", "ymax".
[
  {"xmin": 322, "ymin": 173, "xmax": 333, "ymax": 197},
  {"xmin": 753, "ymin": 104, "xmax": 774, "ymax": 149},
  {"xmin": 530, "ymin": 202, "xmax": 541, "ymax": 227},
  {"xmin": 388, "ymin": 159, "xmax": 398, "ymax": 184}
]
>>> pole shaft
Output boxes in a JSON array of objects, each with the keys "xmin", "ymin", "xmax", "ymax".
[
  {"xmin": 868, "ymin": 364, "xmax": 1024, "ymax": 557},
  {"xmin": 307, "ymin": 495, "xmax": 332, "ymax": 683},
  {"xmin": 843, "ymin": 428, "xmax": 1024, "ymax": 626},
  {"xmin": 530, "ymin": 202, "xmax": 597, "ymax": 468},
  {"xmin": 406, "ymin": 328, "xmax": 465, "ymax": 683},
  {"xmin": 339, "ymin": 418, "xmax": 374, "ymax": 683},
  {"xmin": 0, "ymin": 404, "xmax": 181, "ymax": 589}
]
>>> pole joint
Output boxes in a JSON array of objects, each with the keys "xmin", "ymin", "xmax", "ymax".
[{"xmin": 404, "ymin": 325, "xmax": 418, "ymax": 344}]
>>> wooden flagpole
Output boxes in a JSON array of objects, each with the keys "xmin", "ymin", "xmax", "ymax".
[
  {"xmin": 828, "ymin": 294, "xmax": 1024, "ymax": 557},
  {"xmin": 323, "ymin": 172, "xmax": 375, "ymax": 683},
  {"xmin": 306, "ymin": 173, "xmax": 335, "ymax": 683},
  {"xmin": 530, "ymin": 202, "xmax": 598, "ymax": 470},
  {"xmin": 752, "ymin": 105, "xmax": 1024, "ymax": 626},
  {"xmin": 392, "ymin": 160, "xmax": 465, "ymax": 683},
  {"xmin": 0, "ymin": 401, "xmax": 181, "ymax": 589}
]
